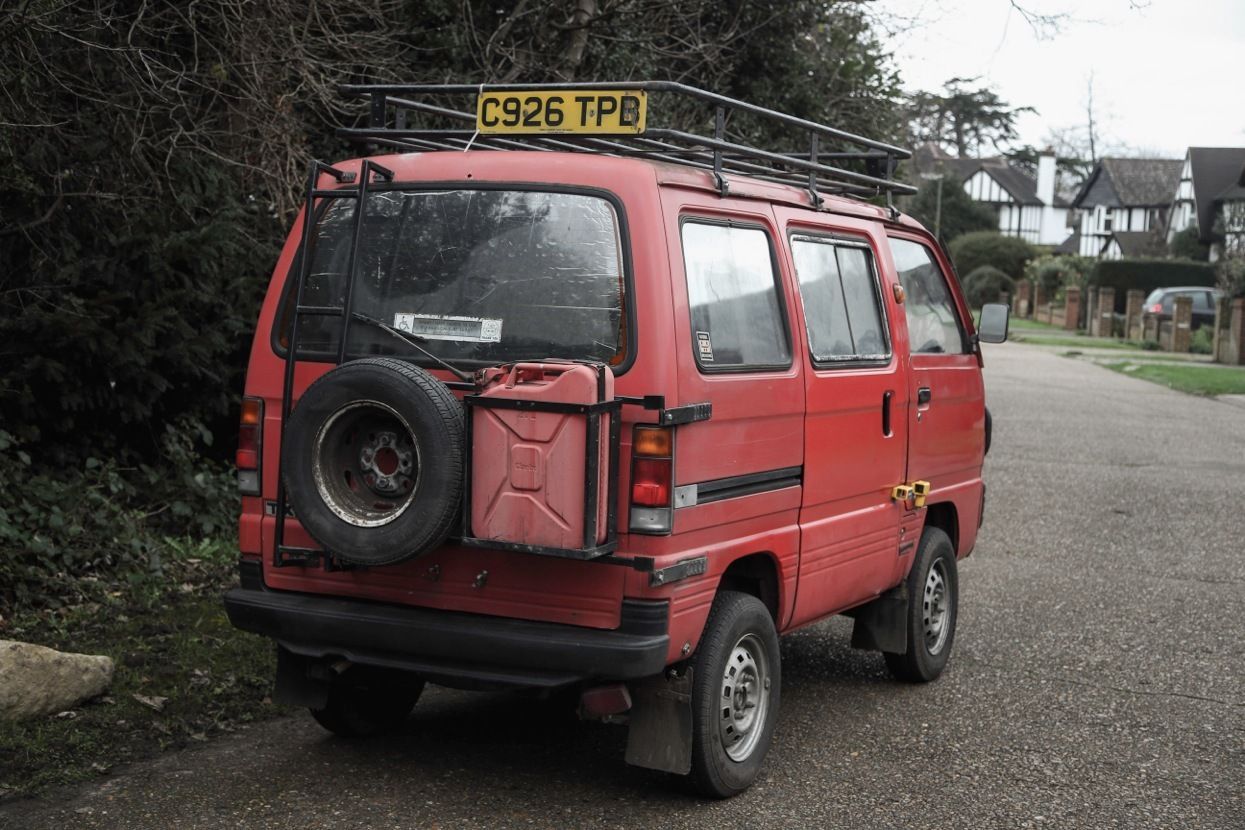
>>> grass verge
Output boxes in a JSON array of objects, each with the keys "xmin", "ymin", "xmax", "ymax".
[
  {"xmin": 1013, "ymin": 334, "xmax": 1138, "ymax": 350},
  {"xmin": 0, "ymin": 542, "xmax": 286, "ymax": 800},
  {"xmin": 1008, "ymin": 317, "xmax": 1061, "ymax": 331},
  {"xmin": 1102, "ymin": 362, "xmax": 1245, "ymax": 396}
]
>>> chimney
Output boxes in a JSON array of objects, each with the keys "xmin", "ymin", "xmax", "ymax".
[{"xmin": 1037, "ymin": 148, "xmax": 1057, "ymax": 206}]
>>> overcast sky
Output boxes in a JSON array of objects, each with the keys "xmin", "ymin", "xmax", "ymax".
[{"xmin": 872, "ymin": 0, "xmax": 1245, "ymax": 158}]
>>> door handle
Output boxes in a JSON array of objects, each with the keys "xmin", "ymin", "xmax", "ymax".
[
  {"xmin": 917, "ymin": 387, "xmax": 932, "ymax": 406},
  {"xmin": 881, "ymin": 391, "xmax": 892, "ymax": 436}
]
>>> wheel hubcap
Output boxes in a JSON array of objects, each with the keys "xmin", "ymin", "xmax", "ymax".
[
  {"xmin": 718, "ymin": 633, "xmax": 771, "ymax": 762},
  {"xmin": 923, "ymin": 559, "xmax": 951, "ymax": 655},
  {"xmin": 312, "ymin": 401, "xmax": 419, "ymax": 527}
]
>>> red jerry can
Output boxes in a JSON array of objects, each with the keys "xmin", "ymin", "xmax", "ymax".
[{"xmin": 470, "ymin": 362, "xmax": 614, "ymax": 551}]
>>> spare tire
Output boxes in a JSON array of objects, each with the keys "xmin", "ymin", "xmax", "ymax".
[{"xmin": 281, "ymin": 357, "xmax": 464, "ymax": 566}]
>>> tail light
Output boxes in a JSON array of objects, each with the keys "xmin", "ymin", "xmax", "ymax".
[
  {"xmin": 629, "ymin": 425, "xmax": 674, "ymax": 534},
  {"xmin": 237, "ymin": 397, "xmax": 263, "ymax": 496},
  {"xmin": 1149, "ymin": 303, "xmax": 1163, "ymax": 313}
]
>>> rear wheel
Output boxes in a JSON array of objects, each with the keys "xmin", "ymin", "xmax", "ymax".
[
  {"xmin": 688, "ymin": 591, "xmax": 781, "ymax": 798},
  {"xmin": 310, "ymin": 665, "xmax": 425, "ymax": 738},
  {"xmin": 884, "ymin": 526, "xmax": 958, "ymax": 683}
]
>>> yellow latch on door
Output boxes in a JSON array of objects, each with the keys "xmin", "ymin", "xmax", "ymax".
[
  {"xmin": 912, "ymin": 480, "xmax": 931, "ymax": 508},
  {"xmin": 891, "ymin": 484, "xmax": 915, "ymax": 503}
]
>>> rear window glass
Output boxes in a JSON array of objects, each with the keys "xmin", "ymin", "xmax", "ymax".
[
  {"xmin": 791, "ymin": 235, "xmax": 889, "ymax": 363},
  {"xmin": 277, "ymin": 189, "xmax": 628, "ymax": 367},
  {"xmin": 681, "ymin": 222, "xmax": 791, "ymax": 370}
]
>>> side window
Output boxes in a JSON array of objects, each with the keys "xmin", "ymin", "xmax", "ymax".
[
  {"xmin": 888, "ymin": 238, "xmax": 968, "ymax": 355},
  {"xmin": 681, "ymin": 221, "xmax": 791, "ymax": 370},
  {"xmin": 790, "ymin": 235, "xmax": 890, "ymax": 364}
]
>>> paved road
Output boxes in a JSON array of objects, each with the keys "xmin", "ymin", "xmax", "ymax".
[{"xmin": 5, "ymin": 343, "xmax": 1243, "ymax": 829}]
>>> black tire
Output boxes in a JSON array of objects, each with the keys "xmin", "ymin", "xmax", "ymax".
[
  {"xmin": 688, "ymin": 591, "xmax": 781, "ymax": 798},
  {"xmin": 282, "ymin": 357, "xmax": 464, "ymax": 566},
  {"xmin": 310, "ymin": 665, "xmax": 425, "ymax": 738},
  {"xmin": 884, "ymin": 526, "xmax": 958, "ymax": 683}
]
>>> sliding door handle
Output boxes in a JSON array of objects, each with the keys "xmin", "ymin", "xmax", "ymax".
[{"xmin": 917, "ymin": 387, "xmax": 932, "ymax": 406}]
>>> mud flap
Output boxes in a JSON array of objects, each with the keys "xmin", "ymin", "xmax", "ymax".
[
  {"xmin": 273, "ymin": 646, "xmax": 330, "ymax": 709},
  {"xmin": 625, "ymin": 669, "xmax": 694, "ymax": 774},
  {"xmin": 848, "ymin": 584, "xmax": 909, "ymax": 654}
]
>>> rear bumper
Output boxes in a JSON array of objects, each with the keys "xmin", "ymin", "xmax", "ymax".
[{"xmin": 223, "ymin": 571, "xmax": 670, "ymax": 688}]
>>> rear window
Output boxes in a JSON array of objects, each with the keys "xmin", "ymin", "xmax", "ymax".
[{"xmin": 277, "ymin": 189, "xmax": 629, "ymax": 368}]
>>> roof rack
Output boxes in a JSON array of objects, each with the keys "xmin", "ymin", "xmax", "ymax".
[{"xmin": 336, "ymin": 81, "xmax": 916, "ymax": 204}]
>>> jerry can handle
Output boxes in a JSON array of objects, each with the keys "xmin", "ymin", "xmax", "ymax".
[{"xmin": 504, "ymin": 361, "xmax": 574, "ymax": 389}]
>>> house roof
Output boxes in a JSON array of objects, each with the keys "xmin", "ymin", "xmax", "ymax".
[
  {"xmin": 1053, "ymin": 231, "xmax": 1080, "ymax": 255},
  {"xmin": 907, "ymin": 143, "xmax": 1068, "ymax": 207},
  {"xmin": 1108, "ymin": 230, "xmax": 1163, "ymax": 258},
  {"xmin": 1186, "ymin": 148, "xmax": 1245, "ymax": 238},
  {"xmin": 1212, "ymin": 159, "xmax": 1245, "ymax": 204},
  {"xmin": 1073, "ymin": 158, "xmax": 1182, "ymax": 208}
]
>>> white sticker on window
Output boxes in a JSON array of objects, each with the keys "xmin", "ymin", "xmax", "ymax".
[
  {"xmin": 393, "ymin": 313, "xmax": 503, "ymax": 343},
  {"xmin": 696, "ymin": 331, "xmax": 714, "ymax": 362}
]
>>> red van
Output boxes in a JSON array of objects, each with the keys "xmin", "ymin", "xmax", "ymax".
[{"xmin": 224, "ymin": 82, "xmax": 1009, "ymax": 797}]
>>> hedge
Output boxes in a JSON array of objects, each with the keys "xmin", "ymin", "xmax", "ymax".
[
  {"xmin": 1090, "ymin": 258, "xmax": 1218, "ymax": 312},
  {"xmin": 961, "ymin": 265, "xmax": 1015, "ymax": 307},
  {"xmin": 948, "ymin": 232, "xmax": 1036, "ymax": 281}
]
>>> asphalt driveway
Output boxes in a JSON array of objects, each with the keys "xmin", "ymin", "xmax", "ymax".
[{"xmin": 4, "ymin": 342, "xmax": 1243, "ymax": 829}]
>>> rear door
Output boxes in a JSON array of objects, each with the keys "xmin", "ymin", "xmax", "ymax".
[
  {"xmin": 777, "ymin": 213, "xmax": 910, "ymax": 626},
  {"xmin": 887, "ymin": 234, "xmax": 985, "ymax": 553},
  {"xmin": 661, "ymin": 192, "xmax": 805, "ymax": 544}
]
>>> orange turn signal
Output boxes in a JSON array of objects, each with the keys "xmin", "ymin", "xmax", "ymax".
[
  {"xmin": 240, "ymin": 398, "xmax": 263, "ymax": 426},
  {"xmin": 633, "ymin": 426, "xmax": 672, "ymax": 458}
]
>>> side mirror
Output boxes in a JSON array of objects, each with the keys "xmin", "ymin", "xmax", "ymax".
[{"xmin": 977, "ymin": 303, "xmax": 1010, "ymax": 344}]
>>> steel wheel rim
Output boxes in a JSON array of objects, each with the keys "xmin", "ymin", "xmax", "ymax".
[
  {"xmin": 312, "ymin": 400, "xmax": 420, "ymax": 528},
  {"xmin": 923, "ymin": 558, "xmax": 951, "ymax": 655},
  {"xmin": 718, "ymin": 632, "xmax": 771, "ymax": 762}
]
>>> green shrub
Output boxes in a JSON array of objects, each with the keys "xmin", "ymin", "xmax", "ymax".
[
  {"xmin": 1168, "ymin": 226, "xmax": 1210, "ymax": 261},
  {"xmin": 0, "ymin": 422, "xmax": 237, "ymax": 611},
  {"xmin": 961, "ymin": 265, "xmax": 1016, "ymax": 307},
  {"xmin": 905, "ymin": 175, "xmax": 999, "ymax": 244},
  {"xmin": 1190, "ymin": 326, "xmax": 1214, "ymax": 355},
  {"xmin": 1141, "ymin": 339, "xmax": 1160, "ymax": 351},
  {"xmin": 949, "ymin": 232, "xmax": 1036, "ymax": 281},
  {"xmin": 1024, "ymin": 254, "xmax": 1094, "ymax": 302},
  {"xmin": 1218, "ymin": 258, "xmax": 1245, "ymax": 299}
]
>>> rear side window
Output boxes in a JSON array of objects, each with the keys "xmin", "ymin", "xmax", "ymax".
[
  {"xmin": 888, "ymin": 238, "xmax": 968, "ymax": 355},
  {"xmin": 1192, "ymin": 291, "xmax": 1213, "ymax": 311},
  {"xmin": 681, "ymin": 221, "xmax": 791, "ymax": 370},
  {"xmin": 790, "ymin": 235, "xmax": 889, "ymax": 364}
]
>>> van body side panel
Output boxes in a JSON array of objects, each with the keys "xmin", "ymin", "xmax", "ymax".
[{"xmin": 775, "ymin": 211, "xmax": 912, "ymax": 627}]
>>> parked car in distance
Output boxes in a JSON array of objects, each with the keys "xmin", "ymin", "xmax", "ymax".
[
  {"xmin": 1143, "ymin": 286, "xmax": 1222, "ymax": 330},
  {"xmin": 223, "ymin": 81, "xmax": 1009, "ymax": 799}
]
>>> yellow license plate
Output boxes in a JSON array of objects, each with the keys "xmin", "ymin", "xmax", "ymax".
[{"xmin": 476, "ymin": 90, "xmax": 647, "ymax": 135}]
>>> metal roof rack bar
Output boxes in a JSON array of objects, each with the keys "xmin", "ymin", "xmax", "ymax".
[{"xmin": 333, "ymin": 82, "xmax": 915, "ymax": 198}]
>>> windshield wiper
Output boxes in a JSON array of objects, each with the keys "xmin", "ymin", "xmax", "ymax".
[{"xmin": 350, "ymin": 312, "xmax": 475, "ymax": 383}]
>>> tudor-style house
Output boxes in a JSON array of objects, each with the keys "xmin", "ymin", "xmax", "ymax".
[
  {"xmin": 1165, "ymin": 147, "xmax": 1245, "ymax": 261},
  {"xmin": 1071, "ymin": 157, "xmax": 1182, "ymax": 259},
  {"xmin": 909, "ymin": 144, "xmax": 1070, "ymax": 245}
]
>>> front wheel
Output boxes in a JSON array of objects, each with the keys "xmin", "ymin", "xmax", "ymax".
[
  {"xmin": 310, "ymin": 665, "xmax": 425, "ymax": 738},
  {"xmin": 688, "ymin": 591, "xmax": 781, "ymax": 798},
  {"xmin": 884, "ymin": 526, "xmax": 959, "ymax": 683}
]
